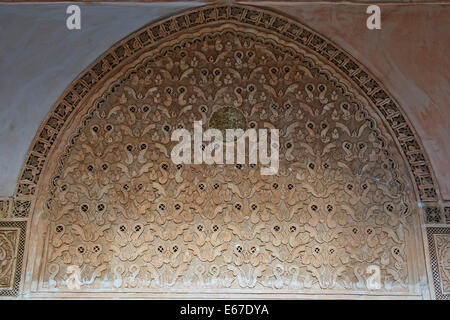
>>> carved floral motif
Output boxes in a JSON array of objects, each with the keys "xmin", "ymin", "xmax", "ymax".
[{"xmin": 40, "ymin": 29, "xmax": 416, "ymax": 294}]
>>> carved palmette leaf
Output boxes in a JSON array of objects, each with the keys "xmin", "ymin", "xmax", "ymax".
[{"xmin": 42, "ymin": 28, "xmax": 413, "ymax": 294}]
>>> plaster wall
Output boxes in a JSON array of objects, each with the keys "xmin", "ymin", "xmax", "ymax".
[{"xmin": 0, "ymin": 2, "xmax": 448, "ymax": 200}]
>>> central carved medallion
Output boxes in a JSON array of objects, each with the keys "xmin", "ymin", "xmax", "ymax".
[{"xmin": 209, "ymin": 106, "xmax": 247, "ymax": 141}]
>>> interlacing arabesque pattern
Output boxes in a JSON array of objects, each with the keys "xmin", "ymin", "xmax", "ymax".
[{"xmin": 41, "ymin": 31, "xmax": 413, "ymax": 293}]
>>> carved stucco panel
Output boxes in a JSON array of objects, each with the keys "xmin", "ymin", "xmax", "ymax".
[
  {"xmin": 30, "ymin": 26, "xmax": 423, "ymax": 296},
  {"xmin": 0, "ymin": 221, "xmax": 26, "ymax": 297},
  {"xmin": 434, "ymin": 234, "xmax": 450, "ymax": 294},
  {"xmin": 0, "ymin": 228, "xmax": 19, "ymax": 289}
]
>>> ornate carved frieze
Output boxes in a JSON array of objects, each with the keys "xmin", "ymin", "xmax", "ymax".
[
  {"xmin": 0, "ymin": 221, "xmax": 27, "ymax": 297},
  {"xmin": 426, "ymin": 228, "xmax": 450, "ymax": 299},
  {"xmin": 0, "ymin": 199, "xmax": 11, "ymax": 219}
]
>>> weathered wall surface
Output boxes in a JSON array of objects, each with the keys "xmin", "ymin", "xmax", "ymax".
[{"xmin": 0, "ymin": 2, "xmax": 448, "ymax": 200}]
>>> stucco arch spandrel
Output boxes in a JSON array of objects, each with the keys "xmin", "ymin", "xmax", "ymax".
[{"xmin": 14, "ymin": 4, "xmax": 437, "ymax": 298}]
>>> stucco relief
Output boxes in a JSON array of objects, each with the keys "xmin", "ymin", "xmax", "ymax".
[
  {"xmin": 32, "ymin": 26, "xmax": 424, "ymax": 296},
  {"xmin": 13, "ymin": 5, "xmax": 440, "ymax": 220},
  {"xmin": 0, "ymin": 228, "xmax": 20, "ymax": 289},
  {"xmin": 5, "ymin": 4, "xmax": 445, "ymax": 299},
  {"xmin": 0, "ymin": 199, "xmax": 10, "ymax": 219},
  {"xmin": 434, "ymin": 234, "xmax": 450, "ymax": 294}
]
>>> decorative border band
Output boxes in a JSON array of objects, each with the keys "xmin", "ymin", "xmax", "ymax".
[{"xmin": 0, "ymin": 220, "xmax": 27, "ymax": 297}]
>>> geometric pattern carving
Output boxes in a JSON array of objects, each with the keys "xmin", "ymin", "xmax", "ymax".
[
  {"xmin": 0, "ymin": 221, "xmax": 27, "ymax": 297},
  {"xmin": 33, "ymin": 21, "xmax": 423, "ymax": 296},
  {"xmin": 424, "ymin": 206, "xmax": 442, "ymax": 224},
  {"xmin": 426, "ymin": 227, "xmax": 450, "ymax": 300},
  {"xmin": 13, "ymin": 4, "xmax": 439, "ymax": 220},
  {"xmin": 445, "ymin": 207, "xmax": 450, "ymax": 225}
]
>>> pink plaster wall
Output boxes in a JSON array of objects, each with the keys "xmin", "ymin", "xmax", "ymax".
[{"xmin": 240, "ymin": 2, "xmax": 450, "ymax": 200}]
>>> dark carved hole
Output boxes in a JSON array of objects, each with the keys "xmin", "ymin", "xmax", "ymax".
[{"xmin": 273, "ymin": 225, "xmax": 280, "ymax": 232}]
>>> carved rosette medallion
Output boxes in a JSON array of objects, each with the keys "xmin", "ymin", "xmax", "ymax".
[{"xmin": 209, "ymin": 106, "xmax": 247, "ymax": 141}]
